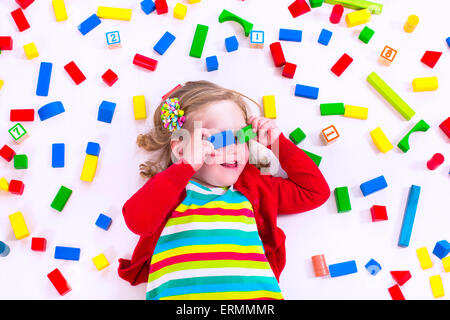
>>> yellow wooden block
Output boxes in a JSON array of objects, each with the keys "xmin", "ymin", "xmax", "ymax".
[
  {"xmin": 97, "ymin": 6, "xmax": 132, "ymax": 21},
  {"xmin": 92, "ymin": 253, "xmax": 110, "ymax": 271},
  {"xmin": 404, "ymin": 15, "xmax": 419, "ymax": 33},
  {"xmin": 370, "ymin": 127, "xmax": 393, "ymax": 153},
  {"xmin": 80, "ymin": 154, "xmax": 98, "ymax": 182},
  {"xmin": 9, "ymin": 211, "xmax": 30, "ymax": 240},
  {"xmin": 133, "ymin": 95, "xmax": 147, "ymax": 120},
  {"xmin": 173, "ymin": 3, "xmax": 187, "ymax": 20},
  {"xmin": 189, "ymin": 0, "xmax": 201, "ymax": 3},
  {"xmin": 442, "ymin": 256, "xmax": 450, "ymax": 272},
  {"xmin": 345, "ymin": 9, "xmax": 371, "ymax": 27},
  {"xmin": 0, "ymin": 178, "xmax": 9, "ymax": 192},
  {"xmin": 416, "ymin": 247, "xmax": 433, "ymax": 270},
  {"xmin": 263, "ymin": 95, "xmax": 276, "ymax": 119},
  {"xmin": 0, "ymin": 80, "xmax": 4, "ymax": 90},
  {"xmin": 430, "ymin": 275, "xmax": 445, "ymax": 298},
  {"xmin": 23, "ymin": 42, "xmax": 39, "ymax": 60},
  {"xmin": 344, "ymin": 105, "xmax": 368, "ymax": 120},
  {"xmin": 52, "ymin": 0, "xmax": 68, "ymax": 22},
  {"xmin": 412, "ymin": 77, "xmax": 438, "ymax": 92}
]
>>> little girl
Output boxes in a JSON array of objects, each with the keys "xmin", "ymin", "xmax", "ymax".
[{"xmin": 118, "ymin": 80, "xmax": 331, "ymax": 300}]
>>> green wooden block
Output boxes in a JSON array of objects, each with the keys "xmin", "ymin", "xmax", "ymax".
[
  {"xmin": 236, "ymin": 124, "xmax": 257, "ymax": 144},
  {"xmin": 14, "ymin": 154, "xmax": 28, "ymax": 169},
  {"xmin": 218, "ymin": 9, "xmax": 253, "ymax": 37},
  {"xmin": 301, "ymin": 148, "xmax": 322, "ymax": 166},
  {"xmin": 397, "ymin": 119, "xmax": 430, "ymax": 153},
  {"xmin": 289, "ymin": 127, "xmax": 306, "ymax": 145},
  {"xmin": 8, "ymin": 123, "xmax": 27, "ymax": 141},
  {"xmin": 309, "ymin": 0, "xmax": 324, "ymax": 8},
  {"xmin": 324, "ymin": 0, "xmax": 382, "ymax": 14},
  {"xmin": 359, "ymin": 26, "xmax": 375, "ymax": 44},
  {"xmin": 320, "ymin": 103, "xmax": 345, "ymax": 115},
  {"xmin": 335, "ymin": 186, "xmax": 352, "ymax": 213},
  {"xmin": 51, "ymin": 185, "xmax": 73, "ymax": 212},
  {"xmin": 189, "ymin": 24, "xmax": 209, "ymax": 58}
]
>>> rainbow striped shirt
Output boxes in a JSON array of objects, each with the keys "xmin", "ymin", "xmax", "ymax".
[{"xmin": 146, "ymin": 179, "xmax": 283, "ymax": 300}]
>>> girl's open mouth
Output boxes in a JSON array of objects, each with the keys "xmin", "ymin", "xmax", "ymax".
[{"xmin": 221, "ymin": 161, "xmax": 238, "ymax": 168}]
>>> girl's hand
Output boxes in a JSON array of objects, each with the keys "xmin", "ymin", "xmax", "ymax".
[
  {"xmin": 175, "ymin": 128, "xmax": 215, "ymax": 171},
  {"xmin": 247, "ymin": 115, "xmax": 281, "ymax": 147}
]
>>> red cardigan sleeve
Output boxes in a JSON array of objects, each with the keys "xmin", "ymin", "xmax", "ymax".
[
  {"xmin": 122, "ymin": 160, "xmax": 196, "ymax": 236},
  {"xmin": 267, "ymin": 132, "xmax": 331, "ymax": 214}
]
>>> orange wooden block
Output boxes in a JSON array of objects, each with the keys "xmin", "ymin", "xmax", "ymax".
[
  {"xmin": 321, "ymin": 125, "xmax": 340, "ymax": 144},
  {"xmin": 379, "ymin": 45, "xmax": 397, "ymax": 65}
]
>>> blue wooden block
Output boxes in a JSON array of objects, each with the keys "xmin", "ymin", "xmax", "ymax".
[
  {"xmin": 360, "ymin": 175, "xmax": 388, "ymax": 196},
  {"xmin": 446, "ymin": 37, "xmax": 450, "ymax": 48},
  {"xmin": 38, "ymin": 101, "xmax": 65, "ymax": 121},
  {"xmin": 86, "ymin": 142, "xmax": 100, "ymax": 156},
  {"xmin": 279, "ymin": 28, "xmax": 302, "ymax": 42},
  {"xmin": 0, "ymin": 241, "xmax": 10, "ymax": 257},
  {"xmin": 318, "ymin": 28, "xmax": 332, "ymax": 46},
  {"xmin": 365, "ymin": 258, "xmax": 381, "ymax": 275},
  {"xmin": 432, "ymin": 240, "xmax": 450, "ymax": 259},
  {"xmin": 105, "ymin": 31, "xmax": 121, "ymax": 45},
  {"xmin": 52, "ymin": 143, "xmax": 65, "ymax": 168},
  {"xmin": 78, "ymin": 14, "xmax": 101, "ymax": 36},
  {"xmin": 295, "ymin": 84, "xmax": 319, "ymax": 100},
  {"xmin": 398, "ymin": 185, "xmax": 421, "ymax": 247},
  {"xmin": 206, "ymin": 55, "xmax": 219, "ymax": 72},
  {"xmin": 36, "ymin": 62, "xmax": 53, "ymax": 97},
  {"xmin": 329, "ymin": 260, "xmax": 358, "ymax": 277},
  {"xmin": 97, "ymin": 100, "xmax": 116, "ymax": 124},
  {"xmin": 54, "ymin": 246, "xmax": 80, "ymax": 261},
  {"xmin": 95, "ymin": 213, "xmax": 112, "ymax": 231},
  {"xmin": 141, "ymin": 0, "xmax": 156, "ymax": 14},
  {"xmin": 225, "ymin": 35, "xmax": 239, "ymax": 52},
  {"xmin": 207, "ymin": 130, "xmax": 235, "ymax": 150},
  {"xmin": 153, "ymin": 31, "xmax": 176, "ymax": 55}
]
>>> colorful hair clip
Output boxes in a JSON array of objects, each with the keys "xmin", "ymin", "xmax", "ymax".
[{"xmin": 161, "ymin": 97, "xmax": 185, "ymax": 132}]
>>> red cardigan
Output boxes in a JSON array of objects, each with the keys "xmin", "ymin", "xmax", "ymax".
[{"xmin": 118, "ymin": 133, "xmax": 331, "ymax": 286}]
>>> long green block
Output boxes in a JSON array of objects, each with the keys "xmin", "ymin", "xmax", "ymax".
[
  {"xmin": 301, "ymin": 148, "xmax": 322, "ymax": 166},
  {"xmin": 218, "ymin": 9, "xmax": 253, "ymax": 37},
  {"xmin": 367, "ymin": 71, "xmax": 415, "ymax": 121},
  {"xmin": 189, "ymin": 24, "xmax": 209, "ymax": 58},
  {"xmin": 51, "ymin": 185, "xmax": 73, "ymax": 212},
  {"xmin": 324, "ymin": 0, "xmax": 382, "ymax": 14},
  {"xmin": 320, "ymin": 103, "xmax": 345, "ymax": 115},
  {"xmin": 236, "ymin": 124, "xmax": 257, "ymax": 144},
  {"xmin": 397, "ymin": 119, "xmax": 430, "ymax": 153},
  {"xmin": 335, "ymin": 186, "xmax": 352, "ymax": 213}
]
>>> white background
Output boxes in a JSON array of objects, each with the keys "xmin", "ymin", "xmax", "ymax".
[{"xmin": 0, "ymin": 0, "xmax": 449, "ymax": 300}]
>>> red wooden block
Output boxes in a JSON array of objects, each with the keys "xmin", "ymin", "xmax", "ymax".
[
  {"xmin": 331, "ymin": 53, "xmax": 353, "ymax": 76},
  {"xmin": 16, "ymin": 0, "xmax": 35, "ymax": 9},
  {"xmin": 390, "ymin": 271, "xmax": 411, "ymax": 286},
  {"xmin": 288, "ymin": 0, "xmax": 311, "ymax": 18},
  {"xmin": 439, "ymin": 117, "xmax": 450, "ymax": 139},
  {"xmin": 427, "ymin": 153, "xmax": 444, "ymax": 170},
  {"xmin": 330, "ymin": 4, "xmax": 344, "ymax": 24},
  {"xmin": 133, "ymin": 53, "xmax": 158, "ymax": 71},
  {"xmin": 11, "ymin": 8, "xmax": 30, "ymax": 32},
  {"xmin": 9, "ymin": 179, "xmax": 25, "ymax": 195},
  {"xmin": 282, "ymin": 62, "xmax": 297, "ymax": 78},
  {"xmin": 64, "ymin": 61, "xmax": 86, "ymax": 85},
  {"xmin": 101, "ymin": 69, "xmax": 118, "ymax": 87},
  {"xmin": 0, "ymin": 145, "xmax": 16, "ymax": 162},
  {"xmin": 0, "ymin": 36, "xmax": 13, "ymax": 50},
  {"xmin": 47, "ymin": 268, "xmax": 71, "ymax": 296},
  {"xmin": 269, "ymin": 42, "xmax": 286, "ymax": 67},
  {"xmin": 155, "ymin": 0, "xmax": 168, "ymax": 14},
  {"xmin": 370, "ymin": 205, "xmax": 388, "ymax": 222},
  {"xmin": 388, "ymin": 284, "xmax": 405, "ymax": 300},
  {"xmin": 31, "ymin": 237, "xmax": 47, "ymax": 251},
  {"xmin": 10, "ymin": 109, "xmax": 34, "ymax": 122},
  {"xmin": 420, "ymin": 51, "xmax": 442, "ymax": 68}
]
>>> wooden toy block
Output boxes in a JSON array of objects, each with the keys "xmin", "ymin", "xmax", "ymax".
[
  {"xmin": 398, "ymin": 185, "xmax": 421, "ymax": 248},
  {"xmin": 23, "ymin": 42, "xmax": 38, "ymax": 59},
  {"xmin": 36, "ymin": 62, "xmax": 53, "ymax": 97},
  {"xmin": 93, "ymin": 253, "xmax": 110, "ymax": 271},
  {"xmin": 11, "ymin": 8, "xmax": 30, "ymax": 32},
  {"xmin": 334, "ymin": 186, "xmax": 351, "ymax": 213},
  {"xmin": 288, "ymin": 0, "xmax": 311, "ymax": 18},
  {"xmin": 433, "ymin": 240, "xmax": 450, "ymax": 259},
  {"xmin": 101, "ymin": 69, "xmax": 118, "ymax": 87},
  {"xmin": 370, "ymin": 205, "xmax": 387, "ymax": 221},
  {"xmin": 412, "ymin": 76, "xmax": 438, "ymax": 92},
  {"xmin": 54, "ymin": 246, "xmax": 80, "ymax": 261},
  {"xmin": 205, "ymin": 55, "xmax": 219, "ymax": 72},
  {"xmin": 318, "ymin": 28, "xmax": 332, "ymax": 45},
  {"xmin": 52, "ymin": 0, "xmax": 68, "ymax": 22},
  {"xmin": 309, "ymin": 0, "xmax": 324, "ymax": 8},
  {"xmin": 97, "ymin": 100, "xmax": 116, "ymax": 123},
  {"xmin": 269, "ymin": 42, "xmax": 285, "ymax": 67},
  {"xmin": 207, "ymin": 130, "xmax": 235, "ymax": 150},
  {"xmin": 360, "ymin": 175, "xmax": 387, "ymax": 196},
  {"xmin": 236, "ymin": 125, "xmax": 257, "ymax": 144},
  {"xmin": 189, "ymin": 24, "xmax": 209, "ymax": 58},
  {"xmin": 324, "ymin": 0, "xmax": 382, "ymax": 14},
  {"xmin": 365, "ymin": 259, "xmax": 381, "ymax": 275},
  {"xmin": 311, "ymin": 254, "xmax": 329, "ymax": 277},
  {"xmin": 279, "ymin": 28, "xmax": 302, "ymax": 42},
  {"xmin": 328, "ymin": 260, "xmax": 357, "ymax": 277},
  {"xmin": 447, "ymin": 37, "xmax": 450, "ymax": 48},
  {"xmin": 379, "ymin": 45, "xmax": 397, "ymax": 65},
  {"xmin": 97, "ymin": 6, "xmax": 132, "ymax": 21},
  {"xmin": 370, "ymin": 127, "xmax": 393, "ymax": 153},
  {"xmin": 404, "ymin": 14, "xmax": 419, "ymax": 33},
  {"xmin": 263, "ymin": 95, "xmax": 276, "ymax": 119},
  {"xmin": 218, "ymin": 9, "xmax": 253, "ymax": 37},
  {"xmin": 329, "ymin": 4, "xmax": 344, "ymax": 23},
  {"xmin": 173, "ymin": 3, "xmax": 187, "ymax": 20},
  {"xmin": 345, "ymin": 8, "xmax": 371, "ymax": 27},
  {"xmin": 0, "ymin": 241, "xmax": 10, "ymax": 257},
  {"xmin": 47, "ymin": 268, "xmax": 71, "ymax": 296},
  {"xmin": 78, "ymin": 14, "xmax": 102, "ymax": 36},
  {"xmin": 289, "ymin": 127, "xmax": 306, "ymax": 145},
  {"xmin": 442, "ymin": 256, "xmax": 450, "ymax": 272},
  {"xmin": 106, "ymin": 31, "xmax": 121, "ymax": 49},
  {"xmin": 86, "ymin": 142, "xmax": 100, "ymax": 156},
  {"xmin": 153, "ymin": 31, "xmax": 176, "ymax": 55},
  {"xmin": 31, "ymin": 237, "xmax": 47, "ymax": 251},
  {"xmin": 81, "ymin": 154, "xmax": 99, "ymax": 182},
  {"xmin": 9, "ymin": 180, "xmax": 24, "ymax": 195},
  {"xmin": 50, "ymin": 185, "xmax": 72, "ymax": 212},
  {"xmin": 358, "ymin": 26, "xmax": 375, "ymax": 44},
  {"xmin": 301, "ymin": 149, "xmax": 322, "ymax": 166},
  {"xmin": 295, "ymin": 84, "xmax": 319, "ymax": 99},
  {"xmin": 225, "ymin": 36, "xmax": 239, "ymax": 52},
  {"xmin": 420, "ymin": 51, "xmax": 442, "ymax": 68},
  {"xmin": 439, "ymin": 117, "xmax": 450, "ymax": 139},
  {"xmin": 430, "ymin": 275, "xmax": 445, "ymax": 298},
  {"xmin": 155, "ymin": 0, "xmax": 168, "ymax": 14},
  {"xmin": 8, "ymin": 123, "xmax": 28, "ymax": 143},
  {"xmin": 64, "ymin": 61, "xmax": 86, "ymax": 85},
  {"xmin": 141, "ymin": 0, "xmax": 156, "ymax": 14},
  {"xmin": 344, "ymin": 105, "xmax": 368, "ymax": 119},
  {"xmin": 9, "ymin": 211, "xmax": 30, "ymax": 240},
  {"xmin": 0, "ymin": 37, "xmax": 13, "ymax": 50},
  {"xmin": 320, "ymin": 102, "xmax": 345, "ymax": 115},
  {"xmin": 397, "ymin": 119, "xmax": 430, "ymax": 153},
  {"xmin": 95, "ymin": 213, "xmax": 112, "ymax": 230},
  {"xmin": 133, "ymin": 53, "xmax": 158, "ymax": 71},
  {"xmin": 390, "ymin": 271, "xmax": 411, "ymax": 286},
  {"xmin": 0, "ymin": 80, "xmax": 3, "ymax": 90},
  {"xmin": 388, "ymin": 284, "xmax": 405, "ymax": 300},
  {"xmin": 14, "ymin": 154, "xmax": 28, "ymax": 169},
  {"xmin": 321, "ymin": 125, "xmax": 339, "ymax": 144},
  {"xmin": 427, "ymin": 153, "xmax": 444, "ymax": 170},
  {"xmin": 10, "ymin": 109, "xmax": 34, "ymax": 122},
  {"xmin": 367, "ymin": 71, "xmax": 415, "ymax": 121},
  {"xmin": 416, "ymin": 247, "xmax": 433, "ymax": 270},
  {"xmin": 52, "ymin": 143, "xmax": 65, "ymax": 168},
  {"xmin": 133, "ymin": 95, "xmax": 147, "ymax": 120},
  {"xmin": 0, "ymin": 145, "xmax": 15, "ymax": 162},
  {"xmin": 16, "ymin": 0, "xmax": 34, "ymax": 9},
  {"xmin": 0, "ymin": 178, "xmax": 9, "ymax": 192},
  {"xmin": 331, "ymin": 53, "xmax": 353, "ymax": 76},
  {"xmin": 282, "ymin": 62, "xmax": 297, "ymax": 78},
  {"xmin": 38, "ymin": 101, "xmax": 65, "ymax": 121},
  {"xmin": 189, "ymin": 0, "xmax": 201, "ymax": 3},
  {"xmin": 250, "ymin": 31, "xmax": 264, "ymax": 49}
]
